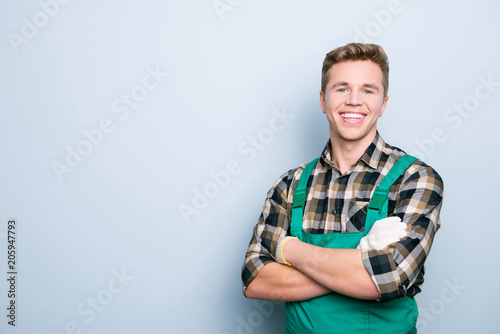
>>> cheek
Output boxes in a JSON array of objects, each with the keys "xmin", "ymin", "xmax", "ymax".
[
  {"xmin": 326, "ymin": 97, "xmax": 342, "ymax": 109},
  {"xmin": 367, "ymin": 99, "xmax": 384, "ymax": 112}
]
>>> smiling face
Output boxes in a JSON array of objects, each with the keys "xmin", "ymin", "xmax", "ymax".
[{"xmin": 320, "ymin": 60, "xmax": 388, "ymax": 146}]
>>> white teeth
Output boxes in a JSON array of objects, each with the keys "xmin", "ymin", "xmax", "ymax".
[{"xmin": 341, "ymin": 113, "xmax": 364, "ymax": 119}]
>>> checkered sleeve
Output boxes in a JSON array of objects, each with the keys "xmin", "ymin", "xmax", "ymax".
[
  {"xmin": 241, "ymin": 169, "xmax": 297, "ymax": 294},
  {"xmin": 361, "ymin": 161, "xmax": 444, "ymax": 302}
]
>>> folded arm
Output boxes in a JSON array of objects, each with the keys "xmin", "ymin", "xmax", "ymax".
[
  {"xmin": 242, "ymin": 161, "xmax": 444, "ymax": 303},
  {"xmin": 244, "ymin": 262, "xmax": 331, "ymax": 301},
  {"xmin": 283, "ymin": 241, "xmax": 381, "ymax": 300}
]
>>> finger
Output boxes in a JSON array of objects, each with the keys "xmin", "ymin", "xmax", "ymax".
[
  {"xmin": 375, "ymin": 216, "xmax": 402, "ymax": 224},
  {"xmin": 381, "ymin": 222, "xmax": 407, "ymax": 230},
  {"xmin": 371, "ymin": 217, "xmax": 404, "ymax": 231},
  {"xmin": 377, "ymin": 230, "xmax": 408, "ymax": 239}
]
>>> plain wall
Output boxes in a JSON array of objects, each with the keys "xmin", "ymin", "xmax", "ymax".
[{"xmin": 1, "ymin": 1, "xmax": 499, "ymax": 333}]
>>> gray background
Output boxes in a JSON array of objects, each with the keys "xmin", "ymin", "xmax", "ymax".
[{"xmin": 1, "ymin": 0, "xmax": 499, "ymax": 333}]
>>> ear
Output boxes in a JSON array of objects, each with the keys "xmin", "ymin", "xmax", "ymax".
[
  {"xmin": 319, "ymin": 90, "xmax": 326, "ymax": 114},
  {"xmin": 379, "ymin": 95, "xmax": 389, "ymax": 117}
]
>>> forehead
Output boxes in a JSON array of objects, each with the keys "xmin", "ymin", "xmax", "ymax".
[{"xmin": 327, "ymin": 60, "xmax": 383, "ymax": 87}]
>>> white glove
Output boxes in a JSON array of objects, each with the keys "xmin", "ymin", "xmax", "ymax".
[
  {"xmin": 357, "ymin": 217, "xmax": 408, "ymax": 251},
  {"xmin": 275, "ymin": 236, "xmax": 298, "ymax": 266}
]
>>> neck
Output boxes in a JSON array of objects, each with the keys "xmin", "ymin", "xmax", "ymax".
[{"xmin": 330, "ymin": 133, "xmax": 376, "ymax": 174}]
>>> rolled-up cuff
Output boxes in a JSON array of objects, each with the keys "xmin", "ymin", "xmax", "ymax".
[{"xmin": 361, "ymin": 249, "xmax": 403, "ymax": 302}]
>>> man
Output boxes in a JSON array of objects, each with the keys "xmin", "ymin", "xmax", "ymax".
[{"xmin": 241, "ymin": 43, "xmax": 444, "ymax": 333}]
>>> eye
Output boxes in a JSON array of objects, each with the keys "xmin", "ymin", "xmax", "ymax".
[
  {"xmin": 337, "ymin": 88, "xmax": 347, "ymax": 92},
  {"xmin": 363, "ymin": 89, "xmax": 373, "ymax": 94}
]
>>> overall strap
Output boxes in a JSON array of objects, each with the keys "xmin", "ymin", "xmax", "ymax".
[
  {"xmin": 290, "ymin": 158, "xmax": 318, "ymax": 234},
  {"xmin": 364, "ymin": 154, "xmax": 418, "ymax": 232}
]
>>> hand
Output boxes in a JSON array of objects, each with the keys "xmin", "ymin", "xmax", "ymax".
[{"xmin": 357, "ymin": 217, "xmax": 408, "ymax": 251}]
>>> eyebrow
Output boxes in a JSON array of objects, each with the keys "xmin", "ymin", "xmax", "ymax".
[
  {"xmin": 331, "ymin": 82, "xmax": 348, "ymax": 89},
  {"xmin": 330, "ymin": 82, "xmax": 381, "ymax": 91},
  {"xmin": 362, "ymin": 83, "xmax": 380, "ymax": 91}
]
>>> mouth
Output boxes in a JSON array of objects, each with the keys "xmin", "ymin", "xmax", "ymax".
[{"xmin": 339, "ymin": 112, "xmax": 366, "ymax": 122}]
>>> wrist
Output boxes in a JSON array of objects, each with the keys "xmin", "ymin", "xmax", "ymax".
[
  {"xmin": 276, "ymin": 237, "xmax": 299, "ymax": 266},
  {"xmin": 282, "ymin": 237, "xmax": 300, "ymax": 266}
]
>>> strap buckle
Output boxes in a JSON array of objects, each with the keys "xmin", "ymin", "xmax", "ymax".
[
  {"xmin": 367, "ymin": 187, "xmax": 390, "ymax": 211},
  {"xmin": 292, "ymin": 189, "xmax": 306, "ymax": 209}
]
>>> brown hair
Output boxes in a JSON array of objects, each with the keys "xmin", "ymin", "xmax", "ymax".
[{"xmin": 321, "ymin": 43, "xmax": 389, "ymax": 97}]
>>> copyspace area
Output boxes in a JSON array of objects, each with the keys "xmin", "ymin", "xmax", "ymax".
[{"xmin": 0, "ymin": 1, "xmax": 499, "ymax": 333}]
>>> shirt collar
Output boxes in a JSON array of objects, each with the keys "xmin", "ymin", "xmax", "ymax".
[
  {"xmin": 320, "ymin": 132, "xmax": 387, "ymax": 171},
  {"xmin": 360, "ymin": 132, "xmax": 386, "ymax": 169}
]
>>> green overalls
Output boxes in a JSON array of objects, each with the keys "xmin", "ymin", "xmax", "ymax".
[{"xmin": 286, "ymin": 155, "xmax": 419, "ymax": 334}]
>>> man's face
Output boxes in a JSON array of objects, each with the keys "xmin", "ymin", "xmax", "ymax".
[{"xmin": 320, "ymin": 60, "xmax": 388, "ymax": 145}]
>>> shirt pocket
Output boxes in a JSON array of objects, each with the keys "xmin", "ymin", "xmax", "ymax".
[{"xmin": 347, "ymin": 200, "xmax": 369, "ymax": 232}]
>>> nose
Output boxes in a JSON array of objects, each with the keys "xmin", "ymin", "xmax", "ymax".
[{"xmin": 346, "ymin": 91, "xmax": 362, "ymax": 105}]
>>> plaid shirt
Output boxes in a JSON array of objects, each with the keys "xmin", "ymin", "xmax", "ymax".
[{"xmin": 241, "ymin": 133, "xmax": 444, "ymax": 302}]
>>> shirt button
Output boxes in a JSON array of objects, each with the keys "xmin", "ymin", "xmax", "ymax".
[{"xmin": 331, "ymin": 210, "xmax": 337, "ymax": 214}]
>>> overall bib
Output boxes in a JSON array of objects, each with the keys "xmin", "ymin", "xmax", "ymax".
[{"xmin": 286, "ymin": 155, "xmax": 419, "ymax": 334}]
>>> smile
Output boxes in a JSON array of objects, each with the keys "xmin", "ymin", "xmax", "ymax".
[{"xmin": 340, "ymin": 113, "xmax": 365, "ymax": 119}]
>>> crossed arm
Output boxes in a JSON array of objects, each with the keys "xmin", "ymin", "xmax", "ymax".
[
  {"xmin": 245, "ymin": 240, "xmax": 380, "ymax": 301},
  {"xmin": 242, "ymin": 162, "xmax": 444, "ymax": 303}
]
